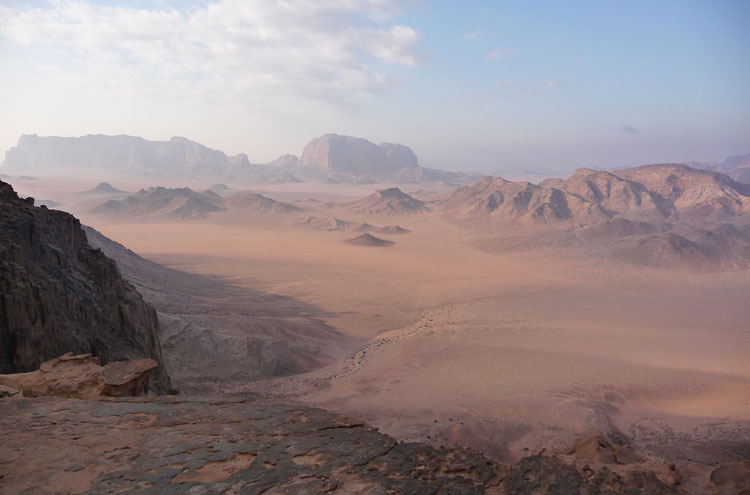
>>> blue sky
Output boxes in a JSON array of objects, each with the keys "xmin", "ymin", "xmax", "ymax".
[{"xmin": 0, "ymin": 0, "xmax": 748, "ymax": 174}]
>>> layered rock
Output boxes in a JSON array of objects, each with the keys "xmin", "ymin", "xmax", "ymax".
[
  {"xmin": 0, "ymin": 180, "xmax": 172, "ymax": 393},
  {"xmin": 0, "ymin": 352, "xmax": 157, "ymax": 399}
]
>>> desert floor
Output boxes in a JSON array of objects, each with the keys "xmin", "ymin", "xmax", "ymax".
[{"xmin": 14, "ymin": 175, "xmax": 750, "ymax": 465}]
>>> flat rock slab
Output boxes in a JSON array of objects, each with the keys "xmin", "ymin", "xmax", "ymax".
[
  {"xmin": 1, "ymin": 395, "xmax": 705, "ymax": 494},
  {"xmin": 0, "ymin": 396, "xmax": 499, "ymax": 494}
]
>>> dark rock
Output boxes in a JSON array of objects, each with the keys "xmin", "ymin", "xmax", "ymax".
[{"xmin": 0, "ymin": 180, "xmax": 172, "ymax": 393}]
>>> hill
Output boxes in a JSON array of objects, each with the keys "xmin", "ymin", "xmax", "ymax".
[
  {"xmin": 348, "ymin": 187, "xmax": 429, "ymax": 215},
  {"xmin": 687, "ymin": 152, "xmax": 750, "ymax": 184},
  {"xmin": 91, "ymin": 186, "xmax": 225, "ymax": 219},
  {"xmin": 344, "ymin": 233, "xmax": 395, "ymax": 247},
  {"xmin": 298, "ymin": 216, "xmax": 410, "ymax": 234},
  {"xmin": 79, "ymin": 181, "xmax": 128, "ymax": 194},
  {"xmin": 224, "ymin": 191, "xmax": 302, "ymax": 214},
  {"xmin": 441, "ymin": 164, "xmax": 750, "ymax": 269}
]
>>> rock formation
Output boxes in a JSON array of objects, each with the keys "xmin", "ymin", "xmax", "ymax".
[
  {"xmin": 0, "ymin": 352, "xmax": 157, "ymax": 399},
  {"xmin": 300, "ymin": 134, "xmax": 419, "ymax": 176},
  {"xmin": 348, "ymin": 187, "xmax": 429, "ymax": 215},
  {"xmin": 0, "ymin": 180, "xmax": 172, "ymax": 393},
  {"xmin": 91, "ymin": 186, "xmax": 225, "ymax": 219},
  {"xmin": 440, "ymin": 165, "xmax": 750, "ymax": 269},
  {"xmin": 3, "ymin": 134, "xmax": 251, "ymax": 178}
]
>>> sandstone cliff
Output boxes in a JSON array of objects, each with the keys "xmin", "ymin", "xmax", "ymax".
[
  {"xmin": 300, "ymin": 134, "xmax": 419, "ymax": 176},
  {"xmin": 0, "ymin": 180, "xmax": 172, "ymax": 393}
]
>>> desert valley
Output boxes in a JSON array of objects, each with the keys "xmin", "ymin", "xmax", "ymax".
[
  {"xmin": 1, "ymin": 2, "xmax": 748, "ymax": 492},
  {"xmin": 1, "ymin": 132, "xmax": 749, "ymax": 493}
]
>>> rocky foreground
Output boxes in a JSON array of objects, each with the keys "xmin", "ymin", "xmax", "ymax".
[
  {"xmin": 0, "ymin": 395, "xmax": 688, "ymax": 495},
  {"xmin": 1, "ymin": 356, "xmax": 747, "ymax": 495}
]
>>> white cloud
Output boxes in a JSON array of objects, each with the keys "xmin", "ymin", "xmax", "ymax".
[
  {"xmin": 484, "ymin": 48, "xmax": 506, "ymax": 61},
  {"xmin": 0, "ymin": 0, "xmax": 421, "ymax": 108},
  {"xmin": 464, "ymin": 28, "xmax": 483, "ymax": 40}
]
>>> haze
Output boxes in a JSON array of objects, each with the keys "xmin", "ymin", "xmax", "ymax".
[
  {"xmin": 1, "ymin": 2, "xmax": 750, "ymax": 494},
  {"xmin": 1, "ymin": 0, "xmax": 749, "ymax": 174}
]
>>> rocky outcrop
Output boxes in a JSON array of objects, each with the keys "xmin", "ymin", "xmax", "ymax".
[
  {"xmin": 0, "ymin": 180, "xmax": 172, "ymax": 393},
  {"xmin": 2, "ymin": 394, "xmax": 708, "ymax": 494},
  {"xmin": 0, "ymin": 353, "xmax": 157, "ymax": 399}
]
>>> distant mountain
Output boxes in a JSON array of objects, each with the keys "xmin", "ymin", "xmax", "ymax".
[
  {"xmin": 347, "ymin": 187, "xmax": 429, "ymax": 216},
  {"xmin": 444, "ymin": 164, "xmax": 749, "ymax": 226},
  {"xmin": 294, "ymin": 133, "xmax": 476, "ymax": 184},
  {"xmin": 3, "ymin": 134, "xmax": 252, "ymax": 178},
  {"xmin": 79, "ymin": 182, "xmax": 127, "ymax": 194},
  {"xmin": 2, "ymin": 132, "xmax": 476, "ymax": 185},
  {"xmin": 300, "ymin": 134, "xmax": 418, "ymax": 175},
  {"xmin": 298, "ymin": 216, "xmax": 410, "ymax": 234},
  {"xmin": 91, "ymin": 186, "xmax": 224, "ymax": 219},
  {"xmin": 224, "ymin": 191, "xmax": 301, "ymax": 214},
  {"xmin": 440, "ymin": 164, "xmax": 750, "ymax": 270},
  {"xmin": 685, "ymin": 153, "xmax": 750, "ymax": 184}
]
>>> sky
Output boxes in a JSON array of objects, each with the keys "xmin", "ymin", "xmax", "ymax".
[{"xmin": 0, "ymin": 0, "xmax": 748, "ymax": 175}]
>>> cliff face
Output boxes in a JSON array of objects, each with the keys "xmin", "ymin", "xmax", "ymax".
[
  {"xmin": 299, "ymin": 134, "xmax": 419, "ymax": 176},
  {"xmin": 0, "ymin": 180, "xmax": 172, "ymax": 393}
]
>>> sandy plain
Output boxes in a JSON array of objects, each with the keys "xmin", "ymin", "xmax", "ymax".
[{"xmin": 11, "ymin": 174, "xmax": 750, "ymax": 468}]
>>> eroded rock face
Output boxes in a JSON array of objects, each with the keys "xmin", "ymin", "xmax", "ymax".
[
  {"xmin": 0, "ymin": 353, "xmax": 157, "ymax": 399},
  {"xmin": 300, "ymin": 134, "xmax": 419, "ymax": 177},
  {"xmin": 0, "ymin": 180, "xmax": 171, "ymax": 393},
  {"xmin": 0, "ymin": 396, "xmax": 699, "ymax": 495}
]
